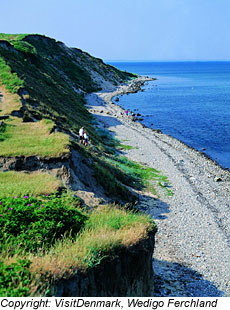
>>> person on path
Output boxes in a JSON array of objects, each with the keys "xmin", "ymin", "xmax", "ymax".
[
  {"xmin": 79, "ymin": 126, "xmax": 84, "ymax": 144},
  {"xmin": 83, "ymin": 131, "xmax": 88, "ymax": 146}
]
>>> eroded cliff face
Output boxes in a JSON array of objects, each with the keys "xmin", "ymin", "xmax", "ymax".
[
  {"xmin": 53, "ymin": 229, "xmax": 156, "ymax": 297},
  {"xmin": 0, "ymin": 34, "xmax": 157, "ymax": 297}
]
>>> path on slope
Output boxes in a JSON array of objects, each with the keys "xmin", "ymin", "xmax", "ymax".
[{"xmin": 86, "ymin": 89, "xmax": 230, "ymax": 297}]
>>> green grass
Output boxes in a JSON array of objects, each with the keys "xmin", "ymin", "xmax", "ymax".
[
  {"xmin": 92, "ymin": 161, "xmax": 133, "ymax": 201},
  {"xmin": 0, "ymin": 201, "xmax": 155, "ymax": 296},
  {"xmin": 0, "ymin": 119, "xmax": 70, "ymax": 157},
  {"xmin": 0, "ymin": 34, "xmax": 136, "ymax": 150},
  {"xmin": 0, "ymin": 33, "xmax": 157, "ymax": 296},
  {"xmin": 85, "ymin": 205, "xmax": 152, "ymax": 231},
  {"xmin": 0, "ymin": 193, "xmax": 86, "ymax": 296},
  {"xmin": 0, "ymin": 171, "xmax": 62, "ymax": 197},
  {"xmin": 91, "ymin": 128, "xmax": 172, "ymax": 198},
  {"xmin": 11, "ymin": 41, "xmax": 37, "ymax": 55},
  {"xmin": 118, "ymin": 143, "xmax": 138, "ymax": 150},
  {"xmin": 0, "ymin": 33, "xmax": 28, "ymax": 41},
  {"xmin": 0, "ymin": 57, "xmax": 24, "ymax": 93},
  {"xmin": 28, "ymin": 205, "xmax": 155, "ymax": 290},
  {"xmin": 104, "ymin": 155, "xmax": 172, "ymax": 196}
]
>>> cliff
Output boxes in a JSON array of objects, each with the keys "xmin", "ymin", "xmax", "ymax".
[{"xmin": 0, "ymin": 33, "xmax": 156, "ymax": 297}]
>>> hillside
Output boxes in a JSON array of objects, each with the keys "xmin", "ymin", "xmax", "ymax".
[
  {"xmin": 0, "ymin": 33, "xmax": 139, "ymax": 201},
  {"xmin": 0, "ymin": 34, "xmax": 135, "ymax": 142},
  {"xmin": 0, "ymin": 33, "xmax": 159, "ymax": 296}
]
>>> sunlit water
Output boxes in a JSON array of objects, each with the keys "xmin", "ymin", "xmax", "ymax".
[{"xmin": 109, "ymin": 62, "xmax": 230, "ymax": 169}]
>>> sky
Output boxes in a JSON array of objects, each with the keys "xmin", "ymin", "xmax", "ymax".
[{"xmin": 1, "ymin": 0, "xmax": 230, "ymax": 61}]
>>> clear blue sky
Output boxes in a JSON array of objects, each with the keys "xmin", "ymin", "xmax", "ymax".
[{"xmin": 1, "ymin": 0, "xmax": 230, "ymax": 61}]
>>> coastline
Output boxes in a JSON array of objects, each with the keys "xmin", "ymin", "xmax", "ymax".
[{"xmin": 85, "ymin": 77, "xmax": 230, "ymax": 296}]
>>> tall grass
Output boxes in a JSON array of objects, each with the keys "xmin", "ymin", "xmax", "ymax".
[
  {"xmin": 0, "ymin": 204, "xmax": 155, "ymax": 296},
  {"xmin": 0, "ymin": 171, "xmax": 62, "ymax": 196},
  {"xmin": 29, "ymin": 205, "xmax": 155, "ymax": 278},
  {"xmin": 0, "ymin": 119, "xmax": 70, "ymax": 157}
]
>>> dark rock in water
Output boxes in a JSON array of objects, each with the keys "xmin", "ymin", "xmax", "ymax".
[
  {"xmin": 201, "ymin": 148, "xmax": 206, "ymax": 151},
  {"xmin": 139, "ymin": 118, "xmax": 144, "ymax": 121},
  {"xmin": 115, "ymin": 97, "xmax": 119, "ymax": 102},
  {"xmin": 155, "ymin": 129, "xmax": 162, "ymax": 134},
  {"xmin": 100, "ymin": 110, "xmax": 103, "ymax": 113},
  {"xmin": 137, "ymin": 113, "xmax": 141, "ymax": 116}
]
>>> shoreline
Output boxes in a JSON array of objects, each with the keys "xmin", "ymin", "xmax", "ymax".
[
  {"xmin": 90, "ymin": 76, "xmax": 229, "ymax": 174},
  {"xmin": 85, "ymin": 77, "xmax": 230, "ymax": 296},
  {"xmin": 117, "ymin": 78, "xmax": 230, "ymax": 173}
]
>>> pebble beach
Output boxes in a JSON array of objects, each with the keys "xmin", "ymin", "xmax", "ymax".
[{"xmin": 85, "ymin": 77, "xmax": 230, "ymax": 297}]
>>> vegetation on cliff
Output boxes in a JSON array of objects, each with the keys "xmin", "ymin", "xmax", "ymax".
[{"xmin": 0, "ymin": 33, "xmax": 160, "ymax": 296}]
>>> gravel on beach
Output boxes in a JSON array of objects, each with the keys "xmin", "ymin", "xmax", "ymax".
[{"xmin": 85, "ymin": 77, "xmax": 230, "ymax": 297}]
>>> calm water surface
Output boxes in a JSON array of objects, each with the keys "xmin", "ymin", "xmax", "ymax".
[{"xmin": 109, "ymin": 62, "xmax": 230, "ymax": 169}]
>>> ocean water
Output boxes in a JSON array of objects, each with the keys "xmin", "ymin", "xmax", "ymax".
[{"xmin": 109, "ymin": 62, "xmax": 230, "ymax": 170}]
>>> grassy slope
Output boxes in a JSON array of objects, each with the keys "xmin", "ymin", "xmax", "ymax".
[
  {"xmin": 0, "ymin": 34, "xmax": 160, "ymax": 296},
  {"xmin": 0, "ymin": 33, "xmax": 139, "ymax": 198},
  {"xmin": 0, "ymin": 33, "xmax": 135, "ymax": 147}
]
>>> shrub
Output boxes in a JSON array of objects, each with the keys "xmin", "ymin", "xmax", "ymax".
[
  {"xmin": 0, "ymin": 195, "xmax": 87, "ymax": 254},
  {"xmin": 0, "ymin": 259, "xmax": 32, "ymax": 297}
]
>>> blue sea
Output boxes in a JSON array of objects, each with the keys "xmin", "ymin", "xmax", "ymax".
[{"xmin": 109, "ymin": 62, "xmax": 230, "ymax": 170}]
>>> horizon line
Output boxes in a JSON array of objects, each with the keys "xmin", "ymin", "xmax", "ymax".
[{"xmin": 105, "ymin": 59, "xmax": 230, "ymax": 63}]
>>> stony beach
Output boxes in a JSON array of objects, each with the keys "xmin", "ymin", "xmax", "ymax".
[{"xmin": 85, "ymin": 77, "xmax": 230, "ymax": 297}]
